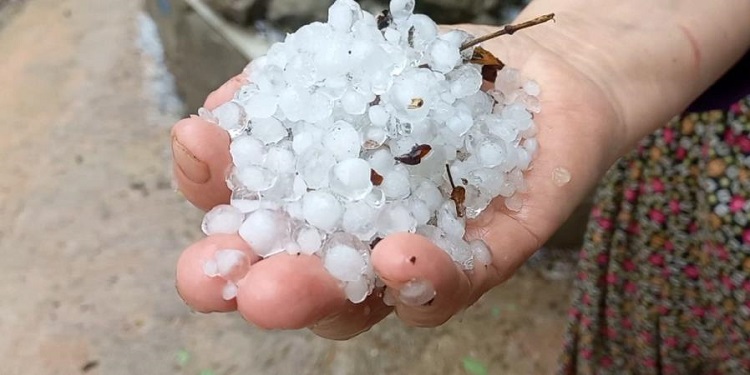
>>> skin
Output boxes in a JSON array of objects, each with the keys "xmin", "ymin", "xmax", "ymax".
[{"xmin": 171, "ymin": 0, "xmax": 750, "ymax": 339}]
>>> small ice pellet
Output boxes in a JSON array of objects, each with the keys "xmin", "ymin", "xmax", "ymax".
[
  {"xmin": 303, "ymin": 191, "xmax": 343, "ymax": 232},
  {"xmin": 398, "ymin": 279, "xmax": 436, "ymax": 306},
  {"xmin": 222, "ymin": 282, "xmax": 239, "ymax": 300},
  {"xmin": 413, "ymin": 181, "xmax": 443, "ymax": 212},
  {"xmin": 329, "ymin": 158, "xmax": 374, "ymax": 201},
  {"xmin": 213, "ymin": 249, "xmax": 249, "ymax": 281},
  {"xmin": 251, "ymin": 117, "xmax": 287, "ymax": 144},
  {"xmin": 284, "ymin": 241, "xmax": 302, "ymax": 255},
  {"xmin": 429, "ymin": 39, "xmax": 461, "ymax": 74},
  {"xmin": 368, "ymin": 105, "xmax": 390, "ymax": 127},
  {"xmin": 367, "ymin": 149, "xmax": 395, "ymax": 175},
  {"xmin": 504, "ymin": 194, "xmax": 524, "ymax": 212},
  {"xmin": 236, "ymin": 166, "xmax": 277, "ymax": 192},
  {"xmin": 297, "ymin": 147, "xmax": 337, "ymax": 189},
  {"xmin": 362, "ymin": 126, "xmax": 388, "ymax": 150},
  {"xmin": 523, "ymin": 80, "xmax": 541, "ymax": 97},
  {"xmin": 470, "ymin": 240, "xmax": 493, "ymax": 266},
  {"xmin": 230, "ymin": 136, "xmax": 265, "ymax": 167},
  {"xmin": 445, "ymin": 106, "xmax": 473, "ymax": 136},
  {"xmin": 244, "ymin": 92, "xmax": 279, "ymax": 119},
  {"xmin": 342, "ymin": 201, "xmax": 378, "ymax": 240},
  {"xmin": 553, "ymin": 167, "xmax": 572, "ymax": 187},
  {"xmin": 324, "ymin": 121, "xmax": 361, "ymax": 161},
  {"xmin": 390, "ymin": 0, "xmax": 415, "ymax": 19},
  {"xmin": 437, "ymin": 201, "xmax": 465, "ymax": 239},
  {"xmin": 201, "ymin": 204, "xmax": 245, "ymax": 235},
  {"xmin": 408, "ymin": 198, "xmax": 432, "ymax": 226},
  {"xmin": 202, "ymin": 259, "xmax": 219, "ymax": 278},
  {"xmin": 324, "ymin": 245, "xmax": 367, "ymax": 282},
  {"xmin": 382, "ymin": 288, "xmax": 397, "ymax": 306},
  {"xmin": 239, "ymin": 209, "xmax": 286, "ymax": 257},
  {"xmin": 477, "ymin": 141, "xmax": 506, "ymax": 168},
  {"xmin": 212, "ymin": 102, "xmax": 245, "ymax": 133},
  {"xmin": 376, "ymin": 203, "xmax": 418, "ymax": 236},
  {"xmin": 381, "ymin": 167, "xmax": 411, "ymax": 200},
  {"xmin": 264, "ymin": 147, "xmax": 296, "ymax": 174},
  {"xmin": 327, "ymin": 0, "xmax": 359, "ymax": 32},
  {"xmin": 344, "ymin": 278, "xmax": 371, "ymax": 303},
  {"xmin": 296, "ymin": 226, "xmax": 323, "ymax": 254},
  {"xmin": 341, "ymin": 89, "xmax": 368, "ymax": 115}
]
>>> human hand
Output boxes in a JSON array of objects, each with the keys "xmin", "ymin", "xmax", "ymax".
[{"xmin": 171, "ymin": 22, "xmax": 624, "ymax": 339}]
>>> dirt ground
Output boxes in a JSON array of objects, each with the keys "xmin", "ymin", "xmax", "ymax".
[{"xmin": 0, "ymin": 1, "xmax": 574, "ymax": 374}]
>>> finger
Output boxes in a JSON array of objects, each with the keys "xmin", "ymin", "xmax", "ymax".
[
  {"xmin": 469, "ymin": 208, "xmax": 544, "ymax": 282},
  {"xmin": 372, "ymin": 233, "xmax": 476, "ymax": 327},
  {"xmin": 171, "ymin": 74, "xmax": 248, "ymax": 211},
  {"xmin": 236, "ymin": 254, "xmax": 392, "ymax": 339},
  {"xmin": 203, "ymin": 74, "xmax": 247, "ymax": 110},
  {"xmin": 309, "ymin": 289, "xmax": 393, "ymax": 340},
  {"xmin": 171, "ymin": 117, "xmax": 232, "ymax": 211},
  {"xmin": 235, "ymin": 254, "xmax": 350, "ymax": 330},
  {"xmin": 175, "ymin": 234, "xmax": 260, "ymax": 313}
]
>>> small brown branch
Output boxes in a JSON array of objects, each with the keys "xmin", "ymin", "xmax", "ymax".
[
  {"xmin": 445, "ymin": 164, "xmax": 456, "ymax": 189},
  {"xmin": 460, "ymin": 13, "xmax": 555, "ymax": 51}
]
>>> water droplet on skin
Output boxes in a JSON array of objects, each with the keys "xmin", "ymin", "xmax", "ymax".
[
  {"xmin": 552, "ymin": 167, "xmax": 572, "ymax": 187},
  {"xmin": 504, "ymin": 194, "xmax": 523, "ymax": 212}
]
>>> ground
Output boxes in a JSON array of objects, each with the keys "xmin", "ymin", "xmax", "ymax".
[{"xmin": 0, "ymin": 1, "xmax": 573, "ymax": 374}]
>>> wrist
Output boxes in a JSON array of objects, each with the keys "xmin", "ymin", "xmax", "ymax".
[{"xmin": 514, "ymin": 1, "xmax": 750, "ymax": 152}]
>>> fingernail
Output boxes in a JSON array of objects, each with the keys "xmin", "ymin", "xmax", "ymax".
[{"xmin": 172, "ymin": 136, "xmax": 210, "ymax": 183}]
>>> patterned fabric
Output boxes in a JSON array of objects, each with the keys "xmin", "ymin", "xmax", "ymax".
[{"xmin": 559, "ymin": 96, "xmax": 750, "ymax": 374}]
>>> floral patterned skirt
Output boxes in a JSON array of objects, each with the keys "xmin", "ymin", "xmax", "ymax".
[{"xmin": 559, "ymin": 96, "xmax": 750, "ymax": 374}]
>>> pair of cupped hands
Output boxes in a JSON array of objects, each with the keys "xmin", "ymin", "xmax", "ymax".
[{"xmin": 172, "ymin": 23, "xmax": 624, "ymax": 339}]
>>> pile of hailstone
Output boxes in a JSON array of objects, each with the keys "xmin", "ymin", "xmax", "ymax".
[{"xmin": 199, "ymin": 0, "xmax": 541, "ymax": 303}]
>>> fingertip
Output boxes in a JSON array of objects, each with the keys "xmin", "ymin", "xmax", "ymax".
[
  {"xmin": 372, "ymin": 233, "xmax": 471, "ymax": 327},
  {"xmin": 176, "ymin": 235, "xmax": 257, "ymax": 313},
  {"xmin": 371, "ymin": 233, "xmax": 454, "ymax": 283},
  {"xmin": 235, "ymin": 254, "xmax": 348, "ymax": 330},
  {"xmin": 171, "ymin": 117, "xmax": 232, "ymax": 211}
]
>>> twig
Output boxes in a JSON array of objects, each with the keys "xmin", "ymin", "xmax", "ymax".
[
  {"xmin": 460, "ymin": 13, "xmax": 555, "ymax": 51},
  {"xmin": 445, "ymin": 164, "xmax": 456, "ymax": 189}
]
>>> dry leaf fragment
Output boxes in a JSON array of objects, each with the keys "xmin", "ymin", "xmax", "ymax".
[{"xmin": 395, "ymin": 144, "xmax": 432, "ymax": 165}]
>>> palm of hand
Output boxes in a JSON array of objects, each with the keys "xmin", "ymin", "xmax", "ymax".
[{"xmin": 171, "ymin": 25, "xmax": 622, "ymax": 339}]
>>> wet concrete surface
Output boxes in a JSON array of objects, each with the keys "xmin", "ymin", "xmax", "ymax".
[{"xmin": 0, "ymin": 1, "xmax": 573, "ymax": 374}]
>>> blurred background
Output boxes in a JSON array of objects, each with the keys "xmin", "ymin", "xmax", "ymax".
[{"xmin": 0, "ymin": 0, "xmax": 585, "ymax": 374}]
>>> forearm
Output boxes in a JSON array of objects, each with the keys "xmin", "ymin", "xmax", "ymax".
[{"xmin": 516, "ymin": 0, "xmax": 750, "ymax": 152}]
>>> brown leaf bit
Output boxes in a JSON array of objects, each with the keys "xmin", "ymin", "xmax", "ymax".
[
  {"xmin": 470, "ymin": 46, "xmax": 505, "ymax": 82},
  {"xmin": 408, "ymin": 98, "xmax": 424, "ymax": 109},
  {"xmin": 395, "ymin": 144, "xmax": 432, "ymax": 165},
  {"xmin": 376, "ymin": 9, "xmax": 392, "ymax": 30},
  {"xmin": 370, "ymin": 169, "xmax": 384, "ymax": 186},
  {"xmin": 408, "ymin": 26, "xmax": 416, "ymax": 47},
  {"xmin": 446, "ymin": 164, "xmax": 466, "ymax": 218},
  {"xmin": 370, "ymin": 237, "xmax": 383, "ymax": 249},
  {"xmin": 451, "ymin": 187, "xmax": 466, "ymax": 218},
  {"xmin": 482, "ymin": 65, "xmax": 501, "ymax": 84}
]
